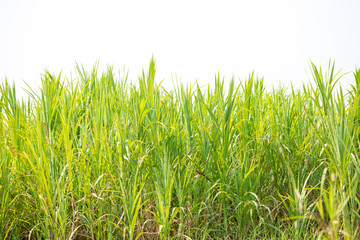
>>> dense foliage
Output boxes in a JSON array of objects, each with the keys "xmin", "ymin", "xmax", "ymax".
[{"xmin": 1, "ymin": 59, "xmax": 360, "ymax": 239}]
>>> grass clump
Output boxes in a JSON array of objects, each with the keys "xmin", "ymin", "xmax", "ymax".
[{"xmin": 1, "ymin": 59, "xmax": 360, "ymax": 239}]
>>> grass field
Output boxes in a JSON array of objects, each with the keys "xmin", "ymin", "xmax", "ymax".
[{"xmin": 1, "ymin": 59, "xmax": 360, "ymax": 239}]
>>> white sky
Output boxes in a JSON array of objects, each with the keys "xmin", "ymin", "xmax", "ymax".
[{"xmin": 1, "ymin": 0, "xmax": 360, "ymax": 96}]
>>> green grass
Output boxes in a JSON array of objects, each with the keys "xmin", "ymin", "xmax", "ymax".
[{"xmin": 0, "ymin": 58, "xmax": 360, "ymax": 239}]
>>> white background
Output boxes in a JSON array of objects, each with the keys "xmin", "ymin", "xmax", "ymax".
[{"xmin": 1, "ymin": 0, "xmax": 360, "ymax": 96}]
